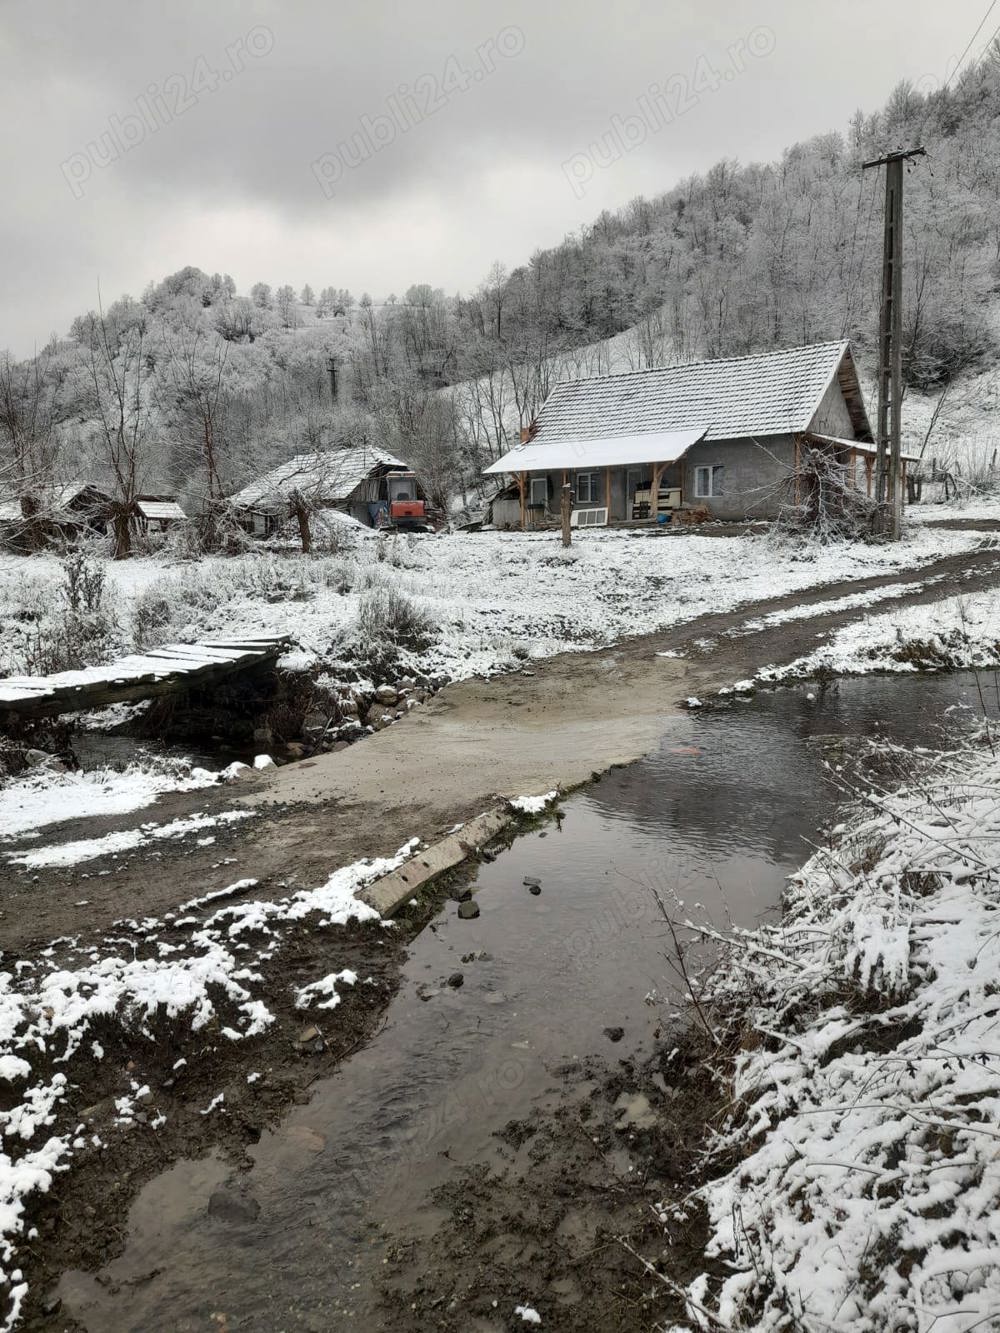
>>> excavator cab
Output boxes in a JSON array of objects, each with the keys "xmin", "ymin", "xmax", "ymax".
[{"xmin": 385, "ymin": 471, "xmax": 429, "ymax": 528}]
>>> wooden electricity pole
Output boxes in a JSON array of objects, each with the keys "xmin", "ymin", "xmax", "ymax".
[{"xmin": 862, "ymin": 145, "xmax": 925, "ymax": 539}]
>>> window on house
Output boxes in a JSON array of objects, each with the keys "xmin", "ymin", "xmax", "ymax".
[
  {"xmin": 528, "ymin": 477, "xmax": 548, "ymax": 507},
  {"xmin": 694, "ymin": 465, "xmax": 724, "ymax": 498},
  {"xmin": 576, "ymin": 472, "xmax": 600, "ymax": 504}
]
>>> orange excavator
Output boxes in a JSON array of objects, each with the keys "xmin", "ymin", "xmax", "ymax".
[{"xmin": 380, "ymin": 471, "xmax": 435, "ymax": 532}]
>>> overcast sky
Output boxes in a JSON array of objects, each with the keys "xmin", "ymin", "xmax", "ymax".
[{"xmin": 0, "ymin": 0, "xmax": 988, "ymax": 355}]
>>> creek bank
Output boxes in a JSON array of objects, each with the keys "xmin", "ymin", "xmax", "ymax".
[{"xmin": 18, "ymin": 813, "xmax": 542, "ymax": 1333}]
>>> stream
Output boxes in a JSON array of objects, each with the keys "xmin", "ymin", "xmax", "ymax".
[{"xmin": 57, "ymin": 671, "xmax": 1000, "ymax": 1331}]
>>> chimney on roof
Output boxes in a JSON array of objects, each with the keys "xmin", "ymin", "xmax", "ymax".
[{"xmin": 520, "ymin": 422, "xmax": 538, "ymax": 444}]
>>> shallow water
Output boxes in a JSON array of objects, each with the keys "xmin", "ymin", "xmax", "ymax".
[{"xmin": 58, "ymin": 671, "xmax": 1000, "ymax": 1331}]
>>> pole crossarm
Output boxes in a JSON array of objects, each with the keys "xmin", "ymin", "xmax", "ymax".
[{"xmin": 861, "ymin": 146, "xmax": 927, "ymax": 170}]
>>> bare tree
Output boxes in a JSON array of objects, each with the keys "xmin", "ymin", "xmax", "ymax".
[
  {"xmin": 80, "ymin": 300, "xmax": 154, "ymax": 559},
  {"xmin": 0, "ymin": 349, "xmax": 69, "ymax": 548}
]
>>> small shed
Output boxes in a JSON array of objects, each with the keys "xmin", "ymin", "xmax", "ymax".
[
  {"xmin": 485, "ymin": 341, "xmax": 876, "ymax": 526},
  {"xmin": 135, "ymin": 497, "xmax": 188, "ymax": 533},
  {"xmin": 228, "ymin": 444, "xmax": 424, "ymax": 534}
]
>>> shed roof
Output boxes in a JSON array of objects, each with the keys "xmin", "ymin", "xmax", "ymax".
[
  {"xmin": 228, "ymin": 444, "xmax": 405, "ymax": 510},
  {"xmin": 0, "ymin": 483, "xmax": 111, "ymax": 523},
  {"xmin": 530, "ymin": 341, "xmax": 867, "ymax": 444},
  {"xmin": 483, "ymin": 428, "xmax": 706, "ymax": 475},
  {"xmin": 137, "ymin": 499, "xmax": 187, "ymax": 520}
]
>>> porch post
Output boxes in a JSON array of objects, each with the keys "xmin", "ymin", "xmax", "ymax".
[
  {"xmin": 864, "ymin": 455, "xmax": 873, "ymax": 498},
  {"xmin": 793, "ymin": 437, "xmax": 801, "ymax": 507},
  {"xmin": 605, "ymin": 467, "xmax": 611, "ymax": 516},
  {"xmin": 650, "ymin": 463, "xmax": 663, "ymax": 518},
  {"xmin": 517, "ymin": 472, "xmax": 526, "ymax": 530}
]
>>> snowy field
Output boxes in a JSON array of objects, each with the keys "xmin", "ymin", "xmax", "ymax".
[
  {"xmin": 687, "ymin": 732, "xmax": 1000, "ymax": 1333},
  {"xmin": 0, "ymin": 524, "xmax": 989, "ymax": 685}
]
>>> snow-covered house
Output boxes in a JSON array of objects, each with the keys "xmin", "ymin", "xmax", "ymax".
[
  {"xmin": 227, "ymin": 444, "xmax": 422, "ymax": 535},
  {"xmin": 0, "ymin": 483, "xmax": 115, "ymax": 549},
  {"xmin": 484, "ymin": 341, "xmax": 877, "ymax": 526}
]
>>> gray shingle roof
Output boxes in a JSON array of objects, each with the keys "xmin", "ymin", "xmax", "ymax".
[
  {"xmin": 229, "ymin": 444, "xmax": 405, "ymax": 510},
  {"xmin": 532, "ymin": 341, "xmax": 854, "ymax": 443}
]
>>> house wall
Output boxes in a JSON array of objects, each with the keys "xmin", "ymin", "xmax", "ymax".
[
  {"xmin": 682, "ymin": 435, "xmax": 796, "ymax": 520},
  {"xmin": 522, "ymin": 464, "xmax": 683, "ymax": 524},
  {"xmin": 810, "ymin": 378, "xmax": 856, "ymax": 438},
  {"xmin": 491, "ymin": 496, "xmax": 522, "ymax": 529}
]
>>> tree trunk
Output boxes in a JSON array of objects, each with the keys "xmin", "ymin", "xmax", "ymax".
[
  {"xmin": 291, "ymin": 496, "xmax": 312, "ymax": 553},
  {"xmin": 112, "ymin": 505, "xmax": 131, "ymax": 560}
]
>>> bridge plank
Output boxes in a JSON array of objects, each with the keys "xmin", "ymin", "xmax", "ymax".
[{"xmin": 0, "ymin": 634, "xmax": 293, "ymax": 719}]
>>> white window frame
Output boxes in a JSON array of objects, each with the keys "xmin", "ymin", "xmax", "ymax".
[
  {"xmin": 576, "ymin": 471, "xmax": 600, "ymax": 504},
  {"xmin": 694, "ymin": 465, "xmax": 724, "ymax": 498},
  {"xmin": 528, "ymin": 476, "xmax": 548, "ymax": 507}
]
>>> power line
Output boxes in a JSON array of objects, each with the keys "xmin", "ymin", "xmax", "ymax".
[
  {"xmin": 945, "ymin": 0, "xmax": 998, "ymax": 90},
  {"xmin": 973, "ymin": 16, "xmax": 1000, "ymax": 66}
]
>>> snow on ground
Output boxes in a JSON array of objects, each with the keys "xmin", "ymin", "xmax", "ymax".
[
  {"xmin": 0, "ymin": 838, "xmax": 418, "ymax": 1329},
  {"xmin": 0, "ymin": 524, "xmax": 986, "ymax": 689},
  {"xmin": 685, "ymin": 733, "xmax": 1000, "ymax": 1333},
  {"xmin": 757, "ymin": 584, "xmax": 1000, "ymax": 682},
  {"xmin": 730, "ymin": 575, "xmax": 939, "ymax": 636},
  {"xmin": 0, "ymin": 761, "xmax": 221, "ymax": 839},
  {"xmin": 7, "ymin": 809, "xmax": 256, "ymax": 869}
]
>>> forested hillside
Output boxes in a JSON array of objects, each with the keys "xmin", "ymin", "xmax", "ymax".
[{"xmin": 3, "ymin": 49, "xmax": 999, "ymax": 540}]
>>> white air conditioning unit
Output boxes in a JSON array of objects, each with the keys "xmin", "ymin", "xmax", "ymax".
[{"xmin": 570, "ymin": 507, "xmax": 609, "ymax": 528}]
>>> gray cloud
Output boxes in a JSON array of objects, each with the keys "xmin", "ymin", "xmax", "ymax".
[{"xmin": 0, "ymin": 0, "xmax": 978, "ymax": 353}]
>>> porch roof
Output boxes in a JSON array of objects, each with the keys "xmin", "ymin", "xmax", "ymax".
[
  {"xmin": 483, "ymin": 427, "xmax": 707, "ymax": 476},
  {"xmin": 808, "ymin": 433, "xmax": 920, "ymax": 464}
]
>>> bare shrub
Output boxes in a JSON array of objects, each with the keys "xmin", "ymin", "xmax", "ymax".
[
  {"xmin": 18, "ymin": 548, "xmax": 122, "ymax": 674},
  {"xmin": 133, "ymin": 587, "xmax": 175, "ymax": 651},
  {"xmin": 774, "ymin": 445, "xmax": 879, "ymax": 544},
  {"xmin": 356, "ymin": 586, "xmax": 436, "ymax": 653}
]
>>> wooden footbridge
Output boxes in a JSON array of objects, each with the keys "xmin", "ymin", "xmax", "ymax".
[{"xmin": 0, "ymin": 635, "xmax": 293, "ymax": 721}]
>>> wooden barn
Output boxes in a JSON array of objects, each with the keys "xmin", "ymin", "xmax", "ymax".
[
  {"xmin": 227, "ymin": 444, "xmax": 430, "ymax": 535},
  {"xmin": 485, "ymin": 340, "xmax": 889, "ymax": 528}
]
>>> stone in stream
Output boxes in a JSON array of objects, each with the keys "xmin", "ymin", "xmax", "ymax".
[
  {"xmin": 295, "ymin": 1025, "xmax": 324, "ymax": 1053},
  {"xmin": 603, "ymin": 1026, "xmax": 625, "ymax": 1043},
  {"xmin": 523, "ymin": 876, "xmax": 541, "ymax": 889},
  {"xmin": 208, "ymin": 1188, "xmax": 261, "ymax": 1224},
  {"xmin": 450, "ymin": 886, "xmax": 473, "ymax": 903},
  {"xmin": 457, "ymin": 900, "xmax": 480, "ymax": 920},
  {"xmin": 375, "ymin": 684, "xmax": 398, "ymax": 706},
  {"xmin": 447, "ymin": 972, "xmax": 464, "ymax": 988}
]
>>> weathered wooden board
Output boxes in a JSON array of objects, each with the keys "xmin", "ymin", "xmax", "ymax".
[{"xmin": 0, "ymin": 634, "xmax": 293, "ymax": 720}]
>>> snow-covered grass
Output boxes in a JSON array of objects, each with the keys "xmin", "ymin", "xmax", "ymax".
[
  {"xmin": 0, "ymin": 525, "xmax": 988, "ymax": 688},
  {"xmin": 758, "ymin": 586, "xmax": 1000, "ymax": 682},
  {"xmin": 0, "ymin": 837, "xmax": 418, "ymax": 1329},
  {"xmin": 683, "ymin": 732, "xmax": 1000, "ymax": 1333}
]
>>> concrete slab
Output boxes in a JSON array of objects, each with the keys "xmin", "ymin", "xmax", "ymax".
[{"xmin": 357, "ymin": 806, "xmax": 513, "ymax": 916}]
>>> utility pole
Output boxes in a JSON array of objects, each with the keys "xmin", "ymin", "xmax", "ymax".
[
  {"xmin": 560, "ymin": 483, "xmax": 572, "ymax": 547},
  {"xmin": 862, "ymin": 145, "xmax": 926, "ymax": 539},
  {"xmin": 327, "ymin": 355, "xmax": 339, "ymax": 403}
]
